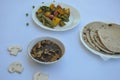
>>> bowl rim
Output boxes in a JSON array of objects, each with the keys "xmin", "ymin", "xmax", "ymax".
[{"xmin": 27, "ymin": 36, "xmax": 65, "ymax": 64}]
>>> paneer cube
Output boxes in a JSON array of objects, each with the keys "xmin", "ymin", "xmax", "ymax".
[{"xmin": 52, "ymin": 17, "xmax": 61, "ymax": 26}]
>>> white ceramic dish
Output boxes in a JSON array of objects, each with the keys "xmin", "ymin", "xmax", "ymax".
[
  {"xmin": 28, "ymin": 36, "xmax": 65, "ymax": 64},
  {"xmin": 80, "ymin": 21, "xmax": 120, "ymax": 60},
  {"xmin": 32, "ymin": 2, "xmax": 80, "ymax": 31}
]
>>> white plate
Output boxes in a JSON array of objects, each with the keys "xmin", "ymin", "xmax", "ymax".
[
  {"xmin": 32, "ymin": 2, "xmax": 80, "ymax": 31},
  {"xmin": 80, "ymin": 21, "xmax": 120, "ymax": 60}
]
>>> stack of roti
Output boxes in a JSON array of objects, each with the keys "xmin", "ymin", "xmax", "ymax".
[{"xmin": 82, "ymin": 21, "xmax": 120, "ymax": 55}]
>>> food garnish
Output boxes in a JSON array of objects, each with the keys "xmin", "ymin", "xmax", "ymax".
[
  {"xmin": 26, "ymin": 22, "xmax": 29, "ymax": 26},
  {"xmin": 26, "ymin": 13, "xmax": 29, "ymax": 17},
  {"xmin": 32, "ymin": 5, "xmax": 35, "ymax": 9}
]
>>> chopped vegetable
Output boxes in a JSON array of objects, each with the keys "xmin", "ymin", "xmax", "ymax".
[
  {"xmin": 50, "ymin": 4, "xmax": 55, "ymax": 9},
  {"xmin": 37, "ymin": 9, "xmax": 42, "ymax": 14},
  {"xmin": 42, "ymin": 15, "xmax": 55, "ymax": 28},
  {"xmin": 59, "ymin": 21, "xmax": 65, "ymax": 27},
  {"xmin": 57, "ymin": 8, "xmax": 64, "ymax": 14},
  {"xmin": 36, "ymin": 3, "xmax": 70, "ymax": 28},
  {"xmin": 52, "ymin": 17, "xmax": 61, "ymax": 26},
  {"xmin": 64, "ymin": 8, "xmax": 70, "ymax": 15},
  {"xmin": 45, "ymin": 11, "xmax": 51, "ymax": 17}
]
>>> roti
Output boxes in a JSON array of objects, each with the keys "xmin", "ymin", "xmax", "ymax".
[
  {"xmin": 86, "ymin": 22, "xmax": 113, "ymax": 54},
  {"xmin": 98, "ymin": 23, "xmax": 120, "ymax": 53},
  {"xmin": 82, "ymin": 22, "xmax": 120, "ymax": 55},
  {"xmin": 88, "ymin": 22, "xmax": 107, "ymax": 49},
  {"xmin": 82, "ymin": 26, "xmax": 100, "ymax": 51}
]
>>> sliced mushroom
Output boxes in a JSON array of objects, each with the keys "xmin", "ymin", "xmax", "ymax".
[
  {"xmin": 33, "ymin": 72, "xmax": 48, "ymax": 80},
  {"xmin": 8, "ymin": 62, "xmax": 23, "ymax": 73},
  {"xmin": 8, "ymin": 46, "xmax": 22, "ymax": 56}
]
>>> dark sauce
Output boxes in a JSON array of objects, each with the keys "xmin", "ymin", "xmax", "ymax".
[{"xmin": 31, "ymin": 40, "xmax": 62, "ymax": 62}]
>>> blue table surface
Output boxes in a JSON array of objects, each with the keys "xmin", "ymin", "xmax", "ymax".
[{"xmin": 0, "ymin": 0, "xmax": 120, "ymax": 80}]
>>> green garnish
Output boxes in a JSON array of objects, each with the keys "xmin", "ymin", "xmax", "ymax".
[
  {"xmin": 32, "ymin": 6, "xmax": 35, "ymax": 9},
  {"xmin": 26, "ymin": 22, "xmax": 29, "ymax": 26},
  {"xmin": 53, "ymin": 0, "xmax": 56, "ymax": 2},
  {"xmin": 26, "ymin": 13, "xmax": 29, "ymax": 17},
  {"xmin": 42, "ymin": 2, "xmax": 44, "ymax": 4}
]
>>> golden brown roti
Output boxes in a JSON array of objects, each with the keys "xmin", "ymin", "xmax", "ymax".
[
  {"xmin": 98, "ymin": 23, "xmax": 120, "ymax": 53},
  {"xmin": 88, "ymin": 22, "xmax": 113, "ymax": 54},
  {"xmin": 82, "ymin": 26, "xmax": 100, "ymax": 51}
]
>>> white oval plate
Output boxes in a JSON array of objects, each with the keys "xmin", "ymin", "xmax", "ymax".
[
  {"xmin": 32, "ymin": 2, "xmax": 80, "ymax": 31},
  {"xmin": 80, "ymin": 21, "xmax": 120, "ymax": 60}
]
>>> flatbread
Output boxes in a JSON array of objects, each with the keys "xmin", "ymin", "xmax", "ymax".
[
  {"xmin": 82, "ymin": 22, "xmax": 120, "ymax": 55},
  {"xmin": 94, "ymin": 33, "xmax": 106, "ymax": 49},
  {"xmin": 89, "ymin": 22, "xmax": 107, "ymax": 48},
  {"xmin": 83, "ymin": 22, "xmax": 111, "ymax": 52},
  {"xmin": 98, "ymin": 23, "xmax": 120, "ymax": 53},
  {"xmin": 82, "ymin": 25, "xmax": 100, "ymax": 51},
  {"xmin": 93, "ymin": 35, "xmax": 113, "ymax": 54},
  {"xmin": 88, "ymin": 22, "xmax": 113, "ymax": 54}
]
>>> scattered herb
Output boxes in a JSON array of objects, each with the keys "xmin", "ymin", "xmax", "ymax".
[
  {"xmin": 53, "ymin": 0, "xmax": 56, "ymax": 2},
  {"xmin": 26, "ymin": 22, "xmax": 29, "ymax": 26},
  {"xmin": 42, "ymin": 2, "xmax": 44, "ymax": 4},
  {"xmin": 32, "ymin": 5, "xmax": 35, "ymax": 9},
  {"xmin": 26, "ymin": 13, "xmax": 29, "ymax": 17}
]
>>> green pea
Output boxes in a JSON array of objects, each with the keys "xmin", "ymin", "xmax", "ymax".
[
  {"xmin": 26, "ymin": 22, "xmax": 29, "ymax": 26},
  {"xmin": 32, "ymin": 6, "xmax": 35, "ymax": 9},
  {"xmin": 26, "ymin": 13, "xmax": 29, "ymax": 17}
]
